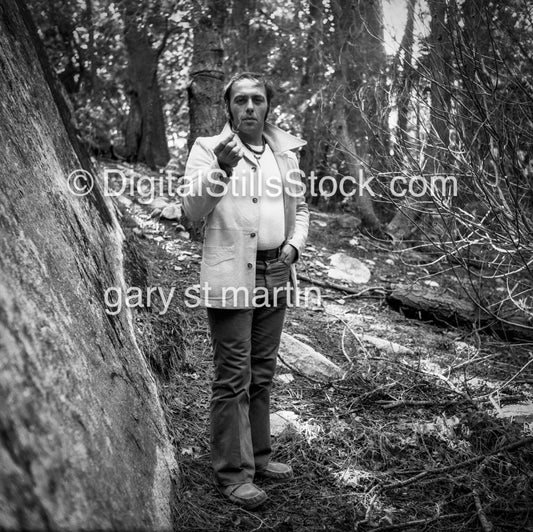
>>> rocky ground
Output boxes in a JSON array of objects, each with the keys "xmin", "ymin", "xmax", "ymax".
[{"xmin": 106, "ymin": 161, "xmax": 533, "ymax": 531}]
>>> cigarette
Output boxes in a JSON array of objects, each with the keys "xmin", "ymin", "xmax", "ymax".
[{"xmin": 231, "ymin": 116, "xmax": 242, "ymax": 134}]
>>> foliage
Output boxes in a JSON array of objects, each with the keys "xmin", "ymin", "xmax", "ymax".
[
  {"xmin": 30, "ymin": 0, "xmax": 533, "ymax": 330},
  {"xmin": 376, "ymin": 0, "xmax": 533, "ymax": 337},
  {"xmin": 29, "ymin": 0, "xmax": 190, "ymax": 157}
]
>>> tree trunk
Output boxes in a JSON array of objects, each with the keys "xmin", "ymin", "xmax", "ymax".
[
  {"xmin": 226, "ymin": 0, "xmax": 253, "ymax": 72},
  {"xmin": 187, "ymin": 1, "xmax": 227, "ymax": 150},
  {"xmin": 300, "ymin": 0, "xmax": 327, "ymax": 189},
  {"xmin": 186, "ymin": 0, "xmax": 227, "ymax": 240},
  {"xmin": 384, "ymin": 0, "xmax": 417, "ymax": 238},
  {"xmin": 358, "ymin": 0, "xmax": 390, "ymax": 171},
  {"xmin": 426, "ymin": 0, "xmax": 452, "ymax": 172},
  {"xmin": 46, "ymin": 0, "xmax": 82, "ymax": 94},
  {"xmin": 395, "ymin": 0, "xmax": 416, "ymax": 149},
  {"xmin": 386, "ymin": 0, "xmax": 452, "ymax": 239},
  {"xmin": 0, "ymin": 1, "xmax": 176, "ymax": 527},
  {"xmin": 330, "ymin": 0, "xmax": 385, "ymax": 230},
  {"xmin": 122, "ymin": 3, "xmax": 169, "ymax": 169},
  {"xmin": 85, "ymin": 0, "xmax": 97, "ymax": 92}
]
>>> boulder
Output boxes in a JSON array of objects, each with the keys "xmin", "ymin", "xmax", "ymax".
[
  {"xmin": 0, "ymin": 4, "xmax": 176, "ymax": 528},
  {"xmin": 327, "ymin": 253, "xmax": 371, "ymax": 284},
  {"xmin": 278, "ymin": 333, "xmax": 343, "ymax": 381}
]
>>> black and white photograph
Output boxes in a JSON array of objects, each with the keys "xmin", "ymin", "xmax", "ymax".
[{"xmin": 1, "ymin": 0, "xmax": 532, "ymax": 530}]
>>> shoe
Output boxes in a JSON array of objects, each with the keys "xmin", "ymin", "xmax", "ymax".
[
  {"xmin": 255, "ymin": 462, "xmax": 293, "ymax": 480},
  {"xmin": 216, "ymin": 482, "xmax": 267, "ymax": 509}
]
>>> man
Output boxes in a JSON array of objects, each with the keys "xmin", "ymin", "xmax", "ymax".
[{"xmin": 182, "ymin": 72, "xmax": 309, "ymax": 509}]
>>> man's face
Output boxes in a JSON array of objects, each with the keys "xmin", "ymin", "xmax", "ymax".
[{"xmin": 228, "ymin": 79, "xmax": 269, "ymax": 135}]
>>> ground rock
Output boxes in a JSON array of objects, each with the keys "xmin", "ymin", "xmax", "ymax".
[
  {"xmin": 354, "ymin": 334, "xmax": 414, "ymax": 355},
  {"xmin": 160, "ymin": 204, "xmax": 182, "ymax": 220},
  {"xmin": 270, "ymin": 411, "xmax": 301, "ymax": 436},
  {"xmin": 495, "ymin": 403, "xmax": 533, "ymax": 424},
  {"xmin": 278, "ymin": 333, "xmax": 343, "ymax": 381},
  {"xmin": 147, "ymin": 196, "xmax": 170, "ymax": 210},
  {"xmin": 275, "ymin": 373, "xmax": 295, "ymax": 384},
  {"xmin": 269, "ymin": 411, "xmax": 322, "ymax": 440},
  {"xmin": 327, "ymin": 253, "xmax": 371, "ymax": 284}
]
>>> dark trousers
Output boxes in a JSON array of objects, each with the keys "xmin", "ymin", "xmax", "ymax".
[{"xmin": 206, "ymin": 255, "xmax": 289, "ymax": 486}]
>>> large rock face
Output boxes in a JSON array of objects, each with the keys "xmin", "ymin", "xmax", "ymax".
[{"xmin": 0, "ymin": 2, "xmax": 176, "ymax": 529}]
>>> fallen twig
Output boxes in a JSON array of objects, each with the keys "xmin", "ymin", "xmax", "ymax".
[
  {"xmin": 473, "ymin": 488, "xmax": 494, "ymax": 532},
  {"xmin": 367, "ymin": 512, "xmax": 470, "ymax": 531},
  {"xmin": 382, "ymin": 435, "xmax": 533, "ymax": 492},
  {"xmin": 332, "ymin": 314, "xmax": 372, "ymax": 361},
  {"xmin": 340, "ymin": 324, "xmax": 355, "ymax": 366},
  {"xmin": 348, "ymin": 382, "xmax": 397, "ymax": 409},
  {"xmin": 482, "ymin": 352, "xmax": 533, "ymax": 398},
  {"xmin": 384, "ymin": 357, "xmax": 476, "ymax": 404},
  {"xmin": 448, "ymin": 351, "xmax": 502, "ymax": 372},
  {"xmin": 377, "ymin": 398, "xmax": 467, "ymax": 409}
]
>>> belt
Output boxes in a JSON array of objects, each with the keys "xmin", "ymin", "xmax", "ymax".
[{"xmin": 256, "ymin": 246, "xmax": 281, "ymax": 260}]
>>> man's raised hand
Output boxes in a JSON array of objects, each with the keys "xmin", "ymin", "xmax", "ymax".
[{"xmin": 214, "ymin": 134, "xmax": 244, "ymax": 173}]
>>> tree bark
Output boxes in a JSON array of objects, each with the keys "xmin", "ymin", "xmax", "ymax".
[
  {"xmin": 186, "ymin": 0, "xmax": 227, "ymax": 240},
  {"xmin": 226, "ymin": 0, "xmax": 253, "ymax": 72},
  {"xmin": 386, "ymin": 0, "xmax": 452, "ymax": 239},
  {"xmin": 395, "ymin": 0, "xmax": 416, "ymax": 149},
  {"xmin": 0, "ymin": 0, "xmax": 176, "ymax": 527},
  {"xmin": 300, "ymin": 0, "xmax": 328, "ymax": 195},
  {"xmin": 187, "ymin": 1, "xmax": 227, "ymax": 151},
  {"xmin": 426, "ymin": 0, "xmax": 452, "ymax": 172},
  {"xmin": 122, "ymin": 3, "xmax": 169, "ymax": 169},
  {"xmin": 330, "ymin": 0, "xmax": 385, "ymax": 230}
]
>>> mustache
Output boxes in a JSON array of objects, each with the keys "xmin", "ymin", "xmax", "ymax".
[{"xmin": 230, "ymin": 115, "xmax": 259, "ymax": 131}]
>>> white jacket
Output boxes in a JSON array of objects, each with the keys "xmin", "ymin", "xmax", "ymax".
[{"xmin": 182, "ymin": 121, "xmax": 309, "ymax": 308}]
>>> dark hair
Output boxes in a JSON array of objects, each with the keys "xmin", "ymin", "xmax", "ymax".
[{"xmin": 223, "ymin": 72, "xmax": 275, "ymax": 125}]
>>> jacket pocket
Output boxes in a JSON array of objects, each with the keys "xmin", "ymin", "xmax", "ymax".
[{"xmin": 202, "ymin": 245, "xmax": 235, "ymax": 266}]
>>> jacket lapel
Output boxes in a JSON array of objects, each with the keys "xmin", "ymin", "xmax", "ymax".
[{"xmin": 262, "ymin": 122, "xmax": 306, "ymax": 153}]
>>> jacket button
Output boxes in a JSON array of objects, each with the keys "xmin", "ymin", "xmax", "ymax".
[
  {"xmin": 251, "ymin": 166, "xmax": 257, "ymax": 171},
  {"xmin": 247, "ymin": 263, "xmax": 253, "ymax": 268},
  {"xmin": 251, "ymin": 232, "xmax": 256, "ymax": 237},
  {"xmin": 252, "ymin": 197, "xmax": 258, "ymax": 203}
]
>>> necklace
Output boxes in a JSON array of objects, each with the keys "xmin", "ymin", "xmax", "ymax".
[{"xmin": 243, "ymin": 137, "xmax": 266, "ymax": 160}]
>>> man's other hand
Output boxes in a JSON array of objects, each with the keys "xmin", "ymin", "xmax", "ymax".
[
  {"xmin": 279, "ymin": 244, "xmax": 297, "ymax": 265},
  {"xmin": 214, "ymin": 134, "xmax": 244, "ymax": 171}
]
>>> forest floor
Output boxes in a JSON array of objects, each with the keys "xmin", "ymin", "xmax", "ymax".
[{"xmin": 108, "ymin": 161, "xmax": 533, "ymax": 532}]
